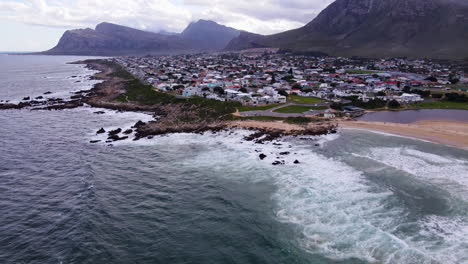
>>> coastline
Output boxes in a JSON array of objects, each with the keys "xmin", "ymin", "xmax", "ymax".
[
  {"xmin": 340, "ymin": 120, "xmax": 468, "ymax": 150},
  {"xmin": 0, "ymin": 59, "xmax": 336, "ymax": 142}
]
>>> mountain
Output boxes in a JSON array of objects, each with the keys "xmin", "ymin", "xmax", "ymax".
[
  {"xmin": 43, "ymin": 22, "xmax": 190, "ymax": 56},
  {"xmin": 43, "ymin": 22, "xmax": 192, "ymax": 56},
  {"xmin": 226, "ymin": 0, "xmax": 468, "ymax": 59},
  {"xmin": 43, "ymin": 20, "xmax": 242, "ymax": 56},
  {"xmin": 181, "ymin": 20, "xmax": 240, "ymax": 51}
]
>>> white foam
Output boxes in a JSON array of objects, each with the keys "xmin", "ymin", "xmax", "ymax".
[
  {"xmin": 89, "ymin": 128, "xmax": 468, "ymax": 263},
  {"xmin": 358, "ymin": 147, "xmax": 468, "ymax": 194}
]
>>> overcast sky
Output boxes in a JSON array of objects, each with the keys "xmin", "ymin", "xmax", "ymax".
[{"xmin": 0, "ymin": 0, "xmax": 334, "ymax": 51}]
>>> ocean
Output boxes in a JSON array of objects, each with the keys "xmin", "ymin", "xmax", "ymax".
[{"xmin": 0, "ymin": 55, "xmax": 467, "ymax": 264}]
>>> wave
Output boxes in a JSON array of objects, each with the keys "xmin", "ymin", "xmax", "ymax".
[{"xmin": 88, "ymin": 126, "xmax": 467, "ymax": 264}]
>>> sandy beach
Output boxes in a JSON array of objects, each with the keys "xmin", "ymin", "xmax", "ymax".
[
  {"xmin": 341, "ymin": 120, "xmax": 468, "ymax": 149},
  {"xmin": 230, "ymin": 120, "xmax": 336, "ymax": 132}
]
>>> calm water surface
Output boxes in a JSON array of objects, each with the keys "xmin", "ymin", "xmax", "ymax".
[
  {"xmin": 0, "ymin": 55, "xmax": 467, "ymax": 264},
  {"xmin": 358, "ymin": 109, "xmax": 468, "ymax": 123}
]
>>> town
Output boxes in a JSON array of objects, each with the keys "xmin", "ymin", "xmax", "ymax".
[{"xmin": 115, "ymin": 51, "xmax": 468, "ymax": 118}]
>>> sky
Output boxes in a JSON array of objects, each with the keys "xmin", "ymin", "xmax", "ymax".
[{"xmin": 0, "ymin": 0, "xmax": 334, "ymax": 52}]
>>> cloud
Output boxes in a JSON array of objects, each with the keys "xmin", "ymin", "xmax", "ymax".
[{"xmin": 0, "ymin": 0, "xmax": 334, "ymax": 34}]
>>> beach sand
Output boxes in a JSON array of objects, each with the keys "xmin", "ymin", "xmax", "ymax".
[
  {"xmin": 340, "ymin": 120, "xmax": 468, "ymax": 149},
  {"xmin": 230, "ymin": 120, "xmax": 335, "ymax": 132}
]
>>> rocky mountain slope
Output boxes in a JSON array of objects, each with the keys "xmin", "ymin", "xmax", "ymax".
[
  {"xmin": 44, "ymin": 22, "xmax": 190, "ymax": 56},
  {"xmin": 226, "ymin": 0, "xmax": 468, "ymax": 59},
  {"xmin": 181, "ymin": 20, "xmax": 240, "ymax": 51},
  {"xmin": 44, "ymin": 20, "xmax": 241, "ymax": 56}
]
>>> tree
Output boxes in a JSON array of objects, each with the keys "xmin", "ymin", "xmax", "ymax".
[
  {"xmin": 403, "ymin": 86, "xmax": 411, "ymax": 93},
  {"xmin": 277, "ymin": 89, "xmax": 289, "ymax": 97},
  {"xmin": 377, "ymin": 91, "xmax": 386, "ymax": 96},
  {"xmin": 239, "ymin": 87, "xmax": 248, "ymax": 93},
  {"xmin": 292, "ymin": 83, "xmax": 302, "ymax": 90},
  {"xmin": 271, "ymin": 74, "xmax": 276, "ymax": 84},
  {"xmin": 330, "ymin": 102, "xmax": 343, "ymax": 111},
  {"xmin": 388, "ymin": 100, "xmax": 401, "ymax": 109},
  {"xmin": 425, "ymin": 76, "xmax": 438, "ymax": 82},
  {"xmin": 213, "ymin": 86, "xmax": 225, "ymax": 95}
]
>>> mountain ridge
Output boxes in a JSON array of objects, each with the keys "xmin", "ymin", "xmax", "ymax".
[
  {"xmin": 226, "ymin": 0, "xmax": 468, "ymax": 59},
  {"xmin": 43, "ymin": 20, "xmax": 242, "ymax": 56}
]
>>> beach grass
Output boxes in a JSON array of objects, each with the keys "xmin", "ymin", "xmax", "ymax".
[
  {"xmin": 289, "ymin": 95, "xmax": 323, "ymax": 104},
  {"xmin": 274, "ymin": 105, "xmax": 328, "ymax": 113}
]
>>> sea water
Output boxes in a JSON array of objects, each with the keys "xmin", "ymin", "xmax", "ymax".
[{"xmin": 0, "ymin": 55, "xmax": 467, "ymax": 264}]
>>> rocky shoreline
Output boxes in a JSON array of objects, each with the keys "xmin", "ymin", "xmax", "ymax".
[{"xmin": 0, "ymin": 59, "xmax": 338, "ymax": 145}]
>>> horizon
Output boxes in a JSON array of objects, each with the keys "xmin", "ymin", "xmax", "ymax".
[{"xmin": 0, "ymin": 0, "xmax": 334, "ymax": 52}]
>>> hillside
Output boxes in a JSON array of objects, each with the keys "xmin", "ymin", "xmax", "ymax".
[
  {"xmin": 43, "ymin": 20, "xmax": 243, "ymax": 56},
  {"xmin": 181, "ymin": 20, "xmax": 240, "ymax": 51},
  {"xmin": 44, "ymin": 22, "xmax": 190, "ymax": 56},
  {"xmin": 226, "ymin": 0, "xmax": 468, "ymax": 59}
]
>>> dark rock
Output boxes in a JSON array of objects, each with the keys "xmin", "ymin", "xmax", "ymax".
[
  {"xmin": 43, "ymin": 91, "xmax": 52, "ymax": 95},
  {"xmin": 97, "ymin": 128, "xmax": 106, "ymax": 134},
  {"xmin": 108, "ymin": 134, "xmax": 128, "ymax": 141},
  {"xmin": 294, "ymin": 160, "xmax": 300, "ymax": 164},
  {"xmin": 90, "ymin": 140, "xmax": 101, "ymax": 143},
  {"xmin": 108, "ymin": 128, "xmax": 122, "ymax": 136},
  {"xmin": 259, "ymin": 153, "xmax": 267, "ymax": 160},
  {"xmin": 279, "ymin": 152, "xmax": 290, "ymax": 155},
  {"xmin": 94, "ymin": 111, "xmax": 105, "ymax": 114},
  {"xmin": 132, "ymin": 120, "xmax": 146, "ymax": 128},
  {"xmin": 22, "ymin": 97, "xmax": 30, "ymax": 101},
  {"xmin": 123, "ymin": 129, "xmax": 133, "ymax": 135},
  {"xmin": 272, "ymin": 160, "xmax": 285, "ymax": 166},
  {"xmin": 315, "ymin": 144, "xmax": 320, "ymax": 147},
  {"xmin": 35, "ymin": 96, "xmax": 44, "ymax": 100}
]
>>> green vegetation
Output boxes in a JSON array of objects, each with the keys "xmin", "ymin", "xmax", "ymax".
[
  {"xmin": 273, "ymin": 105, "xmax": 328, "ymax": 113},
  {"xmin": 345, "ymin": 69, "xmax": 380, "ymax": 74},
  {"xmin": 109, "ymin": 61, "xmax": 241, "ymax": 121},
  {"xmin": 237, "ymin": 104, "xmax": 283, "ymax": 112},
  {"xmin": 235, "ymin": 116, "xmax": 285, "ymax": 122},
  {"xmin": 289, "ymin": 95, "xmax": 323, "ymax": 104},
  {"xmin": 235, "ymin": 116, "xmax": 321, "ymax": 124},
  {"xmin": 284, "ymin": 116, "xmax": 320, "ymax": 124},
  {"xmin": 410, "ymin": 100, "xmax": 468, "ymax": 110},
  {"xmin": 344, "ymin": 96, "xmax": 386, "ymax": 109}
]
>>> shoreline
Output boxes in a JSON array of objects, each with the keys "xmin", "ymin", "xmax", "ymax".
[
  {"xmin": 0, "ymin": 59, "xmax": 337, "ymax": 142},
  {"xmin": 1, "ymin": 58, "xmax": 465, "ymax": 148},
  {"xmin": 340, "ymin": 120, "xmax": 468, "ymax": 150}
]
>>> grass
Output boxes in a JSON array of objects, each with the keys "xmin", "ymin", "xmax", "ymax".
[
  {"xmin": 409, "ymin": 100, "xmax": 468, "ymax": 110},
  {"xmin": 345, "ymin": 69, "xmax": 380, "ymax": 74},
  {"xmin": 289, "ymin": 95, "xmax": 323, "ymax": 104},
  {"xmin": 237, "ymin": 104, "xmax": 283, "ymax": 112},
  {"xmin": 273, "ymin": 105, "xmax": 328, "ymax": 113}
]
